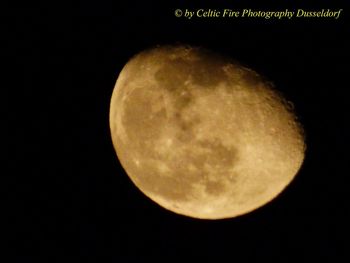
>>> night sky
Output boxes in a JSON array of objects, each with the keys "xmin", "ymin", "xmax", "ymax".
[{"xmin": 6, "ymin": 0, "xmax": 349, "ymax": 261}]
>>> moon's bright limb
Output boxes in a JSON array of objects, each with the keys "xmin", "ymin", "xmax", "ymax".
[{"xmin": 109, "ymin": 45, "xmax": 305, "ymax": 219}]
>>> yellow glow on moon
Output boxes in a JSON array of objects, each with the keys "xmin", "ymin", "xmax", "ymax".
[{"xmin": 109, "ymin": 45, "xmax": 305, "ymax": 219}]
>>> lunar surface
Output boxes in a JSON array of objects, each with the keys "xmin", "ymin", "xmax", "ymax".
[{"xmin": 109, "ymin": 45, "xmax": 305, "ymax": 219}]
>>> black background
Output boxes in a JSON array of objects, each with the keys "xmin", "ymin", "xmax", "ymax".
[{"xmin": 5, "ymin": 0, "xmax": 349, "ymax": 261}]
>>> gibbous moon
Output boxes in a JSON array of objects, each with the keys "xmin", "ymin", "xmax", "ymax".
[{"xmin": 109, "ymin": 45, "xmax": 305, "ymax": 219}]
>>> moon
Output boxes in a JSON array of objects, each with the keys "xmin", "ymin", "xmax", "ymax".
[{"xmin": 109, "ymin": 45, "xmax": 305, "ymax": 219}]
